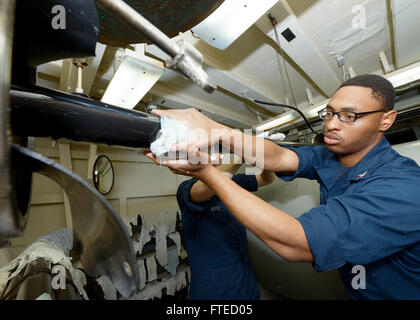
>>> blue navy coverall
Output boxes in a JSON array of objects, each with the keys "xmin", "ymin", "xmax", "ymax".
[
  {"xmin": 278, "ymin": 137, "xmax": 420, "ymax": 299},
  {"xmin": 177, "ymin": 174, "xmax": 260, "ymax": 300}
]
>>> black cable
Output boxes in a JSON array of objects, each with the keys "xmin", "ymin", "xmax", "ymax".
[
  {"xmin": 268, "ymin": 13, "xmax": 299, "ymax": 110},
  {"xmin": 253, "ymin": 99, "xmax": 321, "ymax": 135},
  {"xmin": 273, "ymin": 25, "xmax": 299, "ymax": 108},
  {"xmin": 262, "ymin": 14, "xmax": 321, "ymax": 136}
]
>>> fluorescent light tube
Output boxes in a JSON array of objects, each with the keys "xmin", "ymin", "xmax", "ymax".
[
  {"xmin": 386, "ymin": 61, "xmax": 420, "ymax": 88},
  {"xmin": 306, "ymin": 103, "xmax": 327, "ymax": 119},
  {"xmin": 254, "ymin": 112, "xmax": 297, "ymax": 132}
]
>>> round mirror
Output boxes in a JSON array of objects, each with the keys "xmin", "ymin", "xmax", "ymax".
[{"xmin": 93, "ymin": 155, "xmax": 114, "ymax": 195}]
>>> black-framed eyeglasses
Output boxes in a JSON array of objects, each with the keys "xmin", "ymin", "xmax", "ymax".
[{"xmin": 318, "ymin": 106, "xmax": 386, "ymax": 123}]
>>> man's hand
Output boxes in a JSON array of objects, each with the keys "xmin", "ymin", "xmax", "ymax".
[
  {"xmin": 142, "ymin": 142, "xmax": 216, "ymax": 179},
  {"xmin": 152, "ymin": 108, "xmax": 226, "ymax": 152},
  {"xmin": 151, "ymin": 108, "xmax": 300, "ymax": 174}
]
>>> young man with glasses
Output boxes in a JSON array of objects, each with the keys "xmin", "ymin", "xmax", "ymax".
[{"xmin": 144, "ymin": 74, "xmax": 420, "ymax": 299}]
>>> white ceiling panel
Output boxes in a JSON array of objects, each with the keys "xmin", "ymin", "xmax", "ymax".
[
  {"xmin": 391, "ymin": 0, "xmax": 420, "ymax": 68},
  {"xmin": 286, "ymin": 0, "xmax": 392, "ymax": 77}
]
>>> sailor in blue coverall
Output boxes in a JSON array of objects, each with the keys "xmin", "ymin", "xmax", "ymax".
[
  {"xmin": 145, "ymin": 74, "xmax": 420, "ymax": 299},
  {"xmin": 176, "ymin": 160, "xmax": 274, "ymax": 299}
]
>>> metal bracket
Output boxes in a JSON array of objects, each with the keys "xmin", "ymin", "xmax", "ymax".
[
  {"xmin": 95, "ymin": 0, "xmax": 217, "ymax": 93},
  {"xmin": 165, "ymin": 38, "xmax": 217, "ymax": 92}
]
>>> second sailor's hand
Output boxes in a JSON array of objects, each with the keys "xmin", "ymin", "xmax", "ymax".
[{"xmin": 142, "ymin": 143, "xmax": 216, "ymax": 179}]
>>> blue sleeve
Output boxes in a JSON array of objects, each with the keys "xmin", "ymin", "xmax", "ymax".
[
  {"xmin": 275, "ymin": 146, "xmax": 324, "ymax": 182},
  {"xmin": 176, "ymin": 174, "xmax": 258, "ymax": 214},
  {"xmin": 231, "ymin": 174, "xmax": 258, "ymax": 192},
  {"xmin": 176, "ymin": 178, "xmax": 211, "ymax": 213},
  {"xmin": 297, "ymin": 173, "xmax": 420, "ymax": 272}
]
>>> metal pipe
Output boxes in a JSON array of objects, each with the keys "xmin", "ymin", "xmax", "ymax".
[
  {"xmin": 96, "ymin": 0, "xmax": 179, "ymax": 57},
  {"xmin": 10, "ymin": 85, "xmax": 160, "ymax": 149},
  {"xmin": 95, "ymin": 0, "xmax": 217, "ymax": 93}
]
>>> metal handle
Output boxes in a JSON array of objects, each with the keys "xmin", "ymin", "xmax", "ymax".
[{"xmin": 95, "ymin": 0, "xmax": 217, "ymax": 93}]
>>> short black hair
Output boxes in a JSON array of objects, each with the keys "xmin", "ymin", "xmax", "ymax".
[{"xmin": 338, "ymin": 74, "xmax": 395, "ymax": 110}]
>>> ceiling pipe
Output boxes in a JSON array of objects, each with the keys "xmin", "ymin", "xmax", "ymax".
[{"xmin": 10, "ymin": 85, "xmax": 160, "ymax": 149}]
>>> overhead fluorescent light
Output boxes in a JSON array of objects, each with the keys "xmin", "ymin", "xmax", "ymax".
[
  {"xmin": 253, "ymin": 61, "xmax": 420, "ymax": 132},
  {"xmin": 191, "ymin": 0, "xmax": 278, "ymax": 50},
  {"xmin": 101, "ymin": 50, "xmax": 164, "ymax": 109},
  {"xmin": 304, "ymin": 62, "xmax": 420, "ymax": 119},
  {"xmin": 385, "ymin": 61, "xmax": 420, "ymax": 88},
  {"xmin": 306, "ymin": 103, "xmax": 327, "ymax": 119},
  {"xmin": 254, "ymin": 100, "xmax": 327, "ymax": 131},
  {"xmin": 254, "ymin": 112, "xmax": 297, "ymax": 132},
  {"xmin": 254, "ymin": 102, "xmax": 327, "ymax": 132}
]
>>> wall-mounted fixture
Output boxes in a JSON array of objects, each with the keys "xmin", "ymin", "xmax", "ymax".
[
  {"xmin": 93, "ymin": 155, "xmax": 115, "ymax": 195},
  {"xmin": 101, "ymin": 49, "xmax": 164, "ymax": 110}
]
